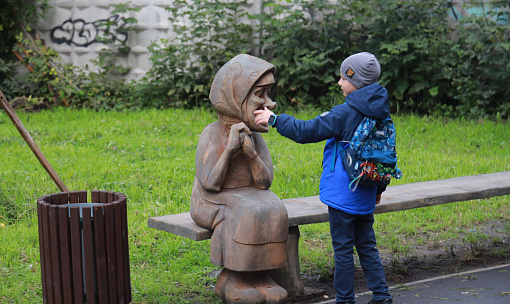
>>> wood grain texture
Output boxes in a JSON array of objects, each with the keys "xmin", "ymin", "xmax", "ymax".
[{"xmin": 37, "ymin": 191, "xmax": 131, "ymax": 304}]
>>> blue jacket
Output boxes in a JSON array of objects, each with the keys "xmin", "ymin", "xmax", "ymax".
[{"xmin": 274, "ymin": 83, "xmax": 390, "ymax": 215}]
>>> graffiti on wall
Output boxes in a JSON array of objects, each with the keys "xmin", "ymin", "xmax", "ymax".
[{"xmin": 50, "ymin": 15, "xmax": 129, "ymax": 47}]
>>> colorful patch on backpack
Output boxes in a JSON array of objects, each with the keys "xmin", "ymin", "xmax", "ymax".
[
  {"xmin": 337, "ymin": 117, "xmax": 402, "ymax": 190},
  {"xmin": 346, "ymin": 67, "xmax": 355, "ymax": 78}
]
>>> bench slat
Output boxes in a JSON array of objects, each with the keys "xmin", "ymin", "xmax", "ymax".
[
  {"xmin": 148, "ymin": 171, "xmax": 510, "ymax": 241},
  {"xmin": 149, "ymin": 213, "xmax": 213, "ymax": 241}
]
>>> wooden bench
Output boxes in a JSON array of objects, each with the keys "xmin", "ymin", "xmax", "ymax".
[{"xmin": 148, "ymin": 171, "xmax": 510, "ymax": 298}]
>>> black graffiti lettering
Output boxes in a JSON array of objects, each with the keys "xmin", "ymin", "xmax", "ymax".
[
  {"xmin": 94, "ymin": 15, "xmax": 128, "ymax": 44},
  {"xmin": 50, "ymin": 15, "xmax": 129, "ymax": 47},
  {"xmin": 50, "ymin": 20, "xmax": 76, "ymax": 45}
]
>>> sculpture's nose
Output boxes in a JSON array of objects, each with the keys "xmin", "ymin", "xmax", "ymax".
[{"xmin": 264, "ymin": 99, "xmax": 276, "ymax": 110}]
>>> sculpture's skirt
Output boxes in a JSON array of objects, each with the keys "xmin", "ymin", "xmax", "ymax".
[{"xmin": 191, "ymin": 180, "xmax": 288, "ymax": 271}]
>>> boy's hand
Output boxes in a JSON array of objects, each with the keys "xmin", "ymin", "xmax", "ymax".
[
  {"xmin": 254, "ymin": 107, "xmax": 274, "ymax": 126},
  {"xmin": 376, "ymin": 194, "xmax": 382, "ymax": 205}
]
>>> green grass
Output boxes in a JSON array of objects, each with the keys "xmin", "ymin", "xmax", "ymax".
[{"xmin": 0, "ymin": 108, "xmax": 509, "ymax": 303}]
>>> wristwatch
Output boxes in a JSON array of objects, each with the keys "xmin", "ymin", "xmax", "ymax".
[{"xmin": 268, "ymin": 114, "xmax": 278, "ymax": 126}]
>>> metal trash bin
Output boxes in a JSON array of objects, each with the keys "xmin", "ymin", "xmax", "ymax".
[{"xmin": 37, "ymin": 190, "xmax": 131, "ymax": 304}]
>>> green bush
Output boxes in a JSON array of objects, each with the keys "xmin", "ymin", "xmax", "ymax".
[
  {"xmin": 9, "ymin": 3, "xmax": 142, "ymax": 111},
  {"xmin": 0, "ymin": 0, "xmax": 49, "ymax": 60},
  {"xmin": 0, "ymin": 0, "xmax": 49, "ymax": 100},
  {"xmin": 2, "ymin": 0, "xmax": 509, "ymax": 119},
  {"xmin": 143, "ymin": 0, "xmax": 509, "ymax": 118},
  {"xmin": 140, "ymin": 0, "xmax": 255, "ymax": 109},
  {"xmin": 12, "ymin": 31, "xmax": 138, "ymax": 111},
  {"xmin": 257, "ymin": 0, "xmax": 349, "ymax": 108},
  {"xmin": 0, "ymin": 58, "xmax": 21, "ymax": 101},
  {"xmin": 441, "ymin": 0, "xmax": 510, "ymax": 119},
  {"xmin": 347, "ymin": 0, "xmax": 454, "ymax": 114},
  {"xmin": 142, "ymin": 0, "xmax": 350, "ymax": 110}
]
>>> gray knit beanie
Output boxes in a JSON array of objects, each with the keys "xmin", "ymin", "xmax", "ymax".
[{"xmin": 340, "ymin": 52, "xmax": 381, "ymax": 89}]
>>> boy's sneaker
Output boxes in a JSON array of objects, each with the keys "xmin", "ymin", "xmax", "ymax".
[{"xmin": 368, "ymin": 299, "xmax": 392, "ymax": 304}]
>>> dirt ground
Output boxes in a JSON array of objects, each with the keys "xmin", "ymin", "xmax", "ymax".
[{"xmin": 296, "ymin": 220, "xmax": 510, "ymax": 303}]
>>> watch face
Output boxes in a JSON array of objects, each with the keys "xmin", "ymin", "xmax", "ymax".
[{"xmin": 268, "ymin": 115, "xmax": 276, "ymax": 125}]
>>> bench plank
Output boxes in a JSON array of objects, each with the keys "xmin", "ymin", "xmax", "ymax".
[
  {"xmin": 149, "ymin": 213, "xmax": 213, "ymax": 241},
  {"xmin": 148, "ymin": 171, "xmax": 510, "ymax": 241}
]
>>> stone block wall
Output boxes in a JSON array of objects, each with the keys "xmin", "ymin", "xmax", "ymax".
[{"xmin": 35, "ymin": 0, "xmax": 190, "ymax": 79}]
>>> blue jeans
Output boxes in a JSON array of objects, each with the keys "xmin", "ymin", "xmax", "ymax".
[{"xmin": 328, "ymin": 207, "xmax": 391, "ymax": 303}]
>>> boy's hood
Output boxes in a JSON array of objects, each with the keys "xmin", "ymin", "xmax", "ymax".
[{"xmin": 345, "ymin": 83, "xmax": 389, "ymax": 120}]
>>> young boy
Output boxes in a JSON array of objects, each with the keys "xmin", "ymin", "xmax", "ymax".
[{"xmin": 254, "ymin": 52, "xmax": 393, "ymax": 304}]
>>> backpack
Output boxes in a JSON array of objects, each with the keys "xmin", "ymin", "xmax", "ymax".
[{"xmin": 330, "ymin": 117, "xmax": 402, "ymax": 191}]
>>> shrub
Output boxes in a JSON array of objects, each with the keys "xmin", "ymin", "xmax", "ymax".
[
  {"xmin": 440, "ymin": 0, "xmax": 510, "ymax": 119},
  {"xmin": 0, "ymin": 58, "xmax": 21, "ymax": 101},
  {"xmin": 143, "ymin": 0, "xmax": 509, "ymax": 119},
  {"xmin": 3, "ymin": 0, "xmax": 509, "ymax": 119},
  {"xmin": 141, "ymin": 0, "xmax": 255, "ymax": 108},
  {"xmin": 347, "ymin": 0, "xmax": 454, "ymax": 115},
  {"xmin": 256, "ymin": 0, "xmax": 349, "ymax": 108},
  {"xmin": 0, "ymin": 0, "xmax": 49, "ymax": 60},
  {"xmin": 0, "ymin": 0, "xmax": 49, "ymax": 100},
  {"xmin": 142, "ymin": 0, "xmax": 456, "ymax": 113},
  {"xmin": 142, "ymin": 0, "xmax": 350, "ymax": 110},
  {"xmin": 9, "ymin": 3, "xmax": 142, "ymax": 111}
]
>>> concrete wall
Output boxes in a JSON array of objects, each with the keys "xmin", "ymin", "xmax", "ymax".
[{"xmin": 35, "ymin": 0, "xmax": 185, "ymax": 79}]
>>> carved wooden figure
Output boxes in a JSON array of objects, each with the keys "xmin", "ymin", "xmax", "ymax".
[{"xmin": 191, "ymin": 54, "xmax": 289, "ymax": 303}]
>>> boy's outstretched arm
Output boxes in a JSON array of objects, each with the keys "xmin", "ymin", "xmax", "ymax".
[{"xmin": 254, "ymin": 107, "xmax": 274, "ymax": 126}]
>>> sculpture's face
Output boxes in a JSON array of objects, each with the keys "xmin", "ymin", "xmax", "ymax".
[{"xmin": 243, "ymin": 72, "xmax": 276, "ymax": 133}]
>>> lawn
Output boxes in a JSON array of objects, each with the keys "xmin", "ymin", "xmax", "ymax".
[{"xmin": 0, "ymin": 107, "xmax": 509, "ymax": 303}]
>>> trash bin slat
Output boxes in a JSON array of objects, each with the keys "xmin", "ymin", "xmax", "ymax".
[
  {"xmin": 37, "ymin": 202, "xmax": 49, "ymax": 304},
  {"xmin": 107, "ymin": 191, "xmax": 114, "ymax": 203},
  {"xmin": 41, "ymin": 203, "xmax": 55, "ymax": 304},
  {"xmin": 93, "ymin": 205, "xmax": 109, "ymax": 304},
  {"xmin": 113, "ymin": 202, "xmax": 126, "ymax": 303},
  {"xmin": 82, "ymin": 207, "xmax": 96, "ymax": 304},
  {"xmin": 69, "ymin": 192, "xmax": 80, "ymax": 204},
  {"xmin": 91, "ymin": 190, "xmax": 99, "ymax": 204},
  {"xmin": 99, "ymin": 191, "xmax": 107, "ymax": 204},
  {"xmin": 58, "ymin": 192, "xmax": 69, "ymax": 205},
  {"xmin": 49, "ymin": 205, "xmax": 63, "ymax": 304},
  {"xmin": 58, "ymin": 206, "xmax": 73, "ymax": 303},
  {"xmin": 103, "ymin": 204, "xmax": 118, "ymax": 304},
  {"xmin": 69, "ymin": 206, "xmax": 84, "ymax": 304},
  {"xmin": 79, "ymin": 191, "xmax": 87, "ymax": 204},
  {"xmin": 120, "ymin": 198, "xmax": 131, "ymax": 302}
]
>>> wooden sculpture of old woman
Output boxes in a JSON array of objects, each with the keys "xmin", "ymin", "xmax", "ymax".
[{"xmin": 191, "ymin": 54, "xmax": 289, "ymax": 303}]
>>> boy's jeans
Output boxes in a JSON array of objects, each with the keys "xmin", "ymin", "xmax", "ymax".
[{"xmin": 328, "ymin": 206, "xmax": 391, "ymax": 303}]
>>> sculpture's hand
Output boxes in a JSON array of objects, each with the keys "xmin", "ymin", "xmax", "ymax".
[
  {"xmin": 241, "ymin": 132, "xmax": 258, "ymax": 160},
  {"xmin": 227, "ymin": 122, "xmax": 251, "ymax": 154}
]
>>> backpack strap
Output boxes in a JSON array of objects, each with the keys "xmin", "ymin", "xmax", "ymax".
[
  {"xmin": 330, "ymin": 140, "xmax": 352, "ymax": 172},
  {"xmin": 330, "ymin": 139, "xmax": 338, "ymax": 172}
]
